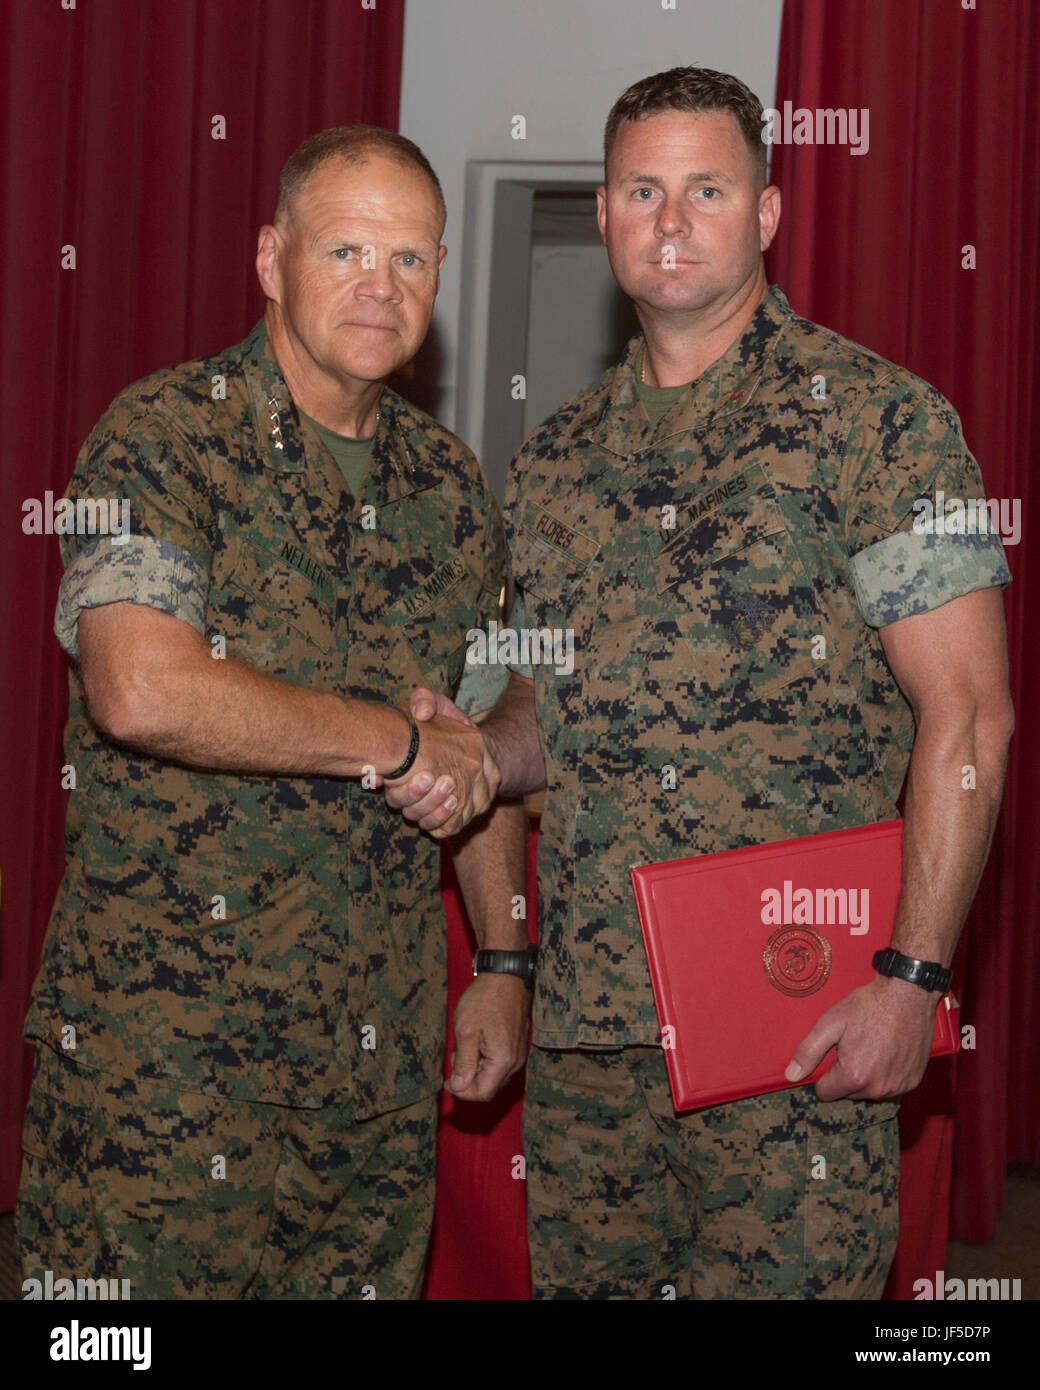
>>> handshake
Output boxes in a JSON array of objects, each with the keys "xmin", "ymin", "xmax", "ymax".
[{"xmin": 381, "ymin": 687, "xmax": 500, "ymax": 839}]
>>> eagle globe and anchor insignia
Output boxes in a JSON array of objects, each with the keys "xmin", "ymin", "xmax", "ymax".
[{"xmin": 763, "ymin": 926, "xmax": 832, "ymax": 997}]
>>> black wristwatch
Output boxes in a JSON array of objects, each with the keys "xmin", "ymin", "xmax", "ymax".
[
  {"xmin": 872, "ymin": 947, "xmax": 952, "ymax": 994},
  {"xmin": 473, "ymin": 945, "xmax": 538, "ymax": 990}
]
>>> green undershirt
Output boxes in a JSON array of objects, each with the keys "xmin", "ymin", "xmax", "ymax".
[
  {"xmin": 300, "ymin": 409, "xmax": 374, "ymax": 498},
  {"xmin": 633, "ymin": 346, "xmax": 689, "ymax": 428}
]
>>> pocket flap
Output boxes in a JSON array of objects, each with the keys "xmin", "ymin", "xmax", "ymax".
[
  {"xmin": 656, "ymin": 487, "xmax": 786, "ymax": 593},
  {"xmin": 512, "ymin": 502, "xmax": 597, "ymax": 602},
  {"xmin": 224, "ymin": 535, "xmax": 337, "ymax": 652}
]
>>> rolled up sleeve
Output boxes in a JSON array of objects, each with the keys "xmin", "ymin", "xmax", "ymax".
[
  {"xmin": 53, "ymin": 389, "xmax": 215, "ymax": 660},
  {"xmin": 55, "ymin": 535, "xmax": 208, "ymax": 659},
  {"xmin": 850, "ymin": 526, "xmax": 1010, "ymax": 629},
  {"xmin": 842, "ymin": 377, "xmax": 1012, "ymax": 627}
]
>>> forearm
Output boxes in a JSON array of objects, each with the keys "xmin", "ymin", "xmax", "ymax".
[
  {"xmin": 128, "ymin": 654, "xmax": 409, "ymax": 779},
  {"xmin": 889, "ymin": 706, "xmax": 1012, "ymax": 965},
  {"xmin": 80, "ymin": 605, "xmax": 412, "ymax": 779},
  {"xmin": 450, "ymin": 799, "xmax": 530, "ymax": 950},
  {"xmin": 789, "ymin": 711, "xmax": 1011, "ymax": 1099},
  {"xmin": 479, "ymin": 673, "xmax": 546, "ymax": 797}
]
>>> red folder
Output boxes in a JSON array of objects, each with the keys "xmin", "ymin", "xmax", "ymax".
[{"xmin": 630, "ymin": 819, "xmax": 959, "ymax": 1111}]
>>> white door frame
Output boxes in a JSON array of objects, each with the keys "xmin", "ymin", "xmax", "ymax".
[{"xmin": 456, "ymin": 160, "xmax": 603, "ymax": 497}]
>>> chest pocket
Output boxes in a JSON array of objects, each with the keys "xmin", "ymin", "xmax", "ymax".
[
  {"xmin": 651, "ymin": 484, "xmax": 833, "ymax": 699},
  {"xmin": 384, "ymin": 553, "xmax": 481, "ymax": 695},
  {"xmin": 220, "ymin": 534, "xmax": 337, "ymax": 657},
  {"xmin": 510, "ymin": 505, "xmax": 598, "ymax": 627}
]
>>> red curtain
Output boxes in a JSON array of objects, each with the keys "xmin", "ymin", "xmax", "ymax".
[
  {"xmin": 0, "ymin": 0, "xmax": 404, "ymax": 1211},
  {"xmin": 767, "ymin": 0, "xmax": 1040, "ymax": 1289}
]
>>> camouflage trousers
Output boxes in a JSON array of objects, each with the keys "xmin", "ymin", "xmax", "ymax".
[
  {"xmin": 17, "ymin": 1045, "xmax": 437, "ymax": 1300},
  {"xmin": 524, "ymin": 1045, "xmax": 900, "ymax": 1299}
]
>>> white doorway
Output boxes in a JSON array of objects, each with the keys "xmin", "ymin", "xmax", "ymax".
[{"xmin": 456, "ymin": 161, "xmax": 638, "ymax": 500}]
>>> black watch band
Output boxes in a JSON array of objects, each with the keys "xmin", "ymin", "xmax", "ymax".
[
  {"xmin": 383, "ymin": 708, "xmax": 420, "ymax": 782},
  {"xmin": 473, "ymin": 945, "xmax": 538, "ymax": 990},
  {"xmin": 872, "ymin": 947, "xmax": 952, "ymax": 994}
]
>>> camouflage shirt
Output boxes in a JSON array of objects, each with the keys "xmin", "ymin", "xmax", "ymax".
[
  {"xmin": 504, "ymin": 285, "xmax": 1010, "ymax": 1048},
  {"xmin": 26, "ymin": 320, "xmax": 505, "ymax": 1116}
]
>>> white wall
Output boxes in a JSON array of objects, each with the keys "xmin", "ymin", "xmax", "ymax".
[{"xmin": 399, "ymin": 0, "xmax": 784, "ymax": 435}]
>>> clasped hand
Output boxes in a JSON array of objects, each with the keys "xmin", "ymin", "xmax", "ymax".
[{"xmin": 383, "ymin": 690, "xmax": 499, "ymax": 838}]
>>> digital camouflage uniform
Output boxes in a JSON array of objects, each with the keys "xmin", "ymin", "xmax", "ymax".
[
  {"xmin": 19, "ymin": 319, "xmax": 504, "ymax": 1299},
  {"xmin": 504, "ymin": 286, "xmax": 1010, "ymax": 1299}
]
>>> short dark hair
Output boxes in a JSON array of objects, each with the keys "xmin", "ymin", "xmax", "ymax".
[
  {"xmin": 603, "ymin": 66, "xmax": 767, "ymax": 189},
  {"xmin": 275, "ymin": 125, "xmax": 446, "ymax": 229}
]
